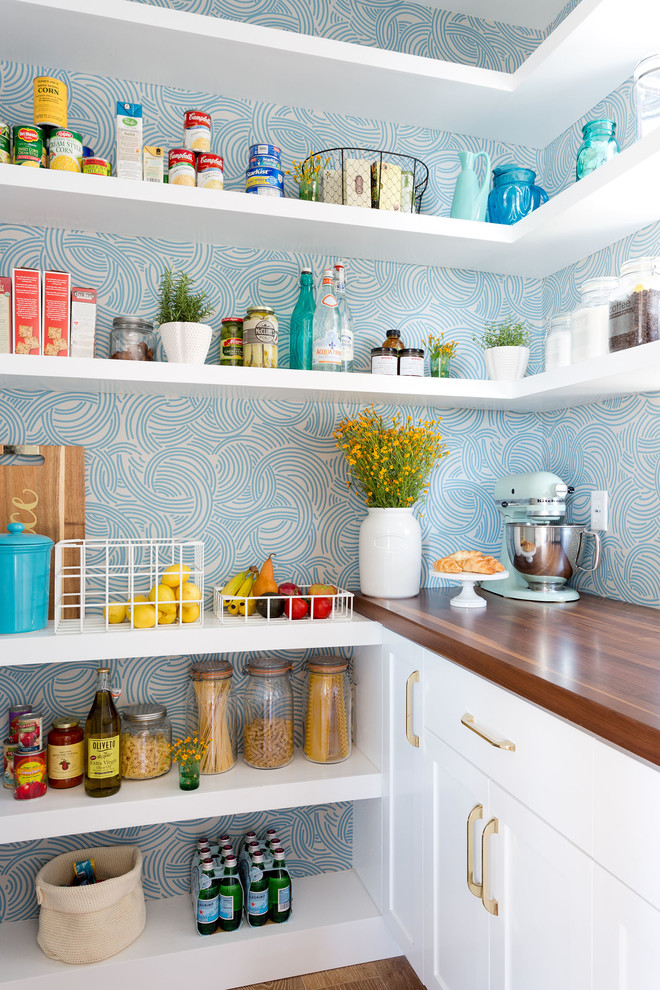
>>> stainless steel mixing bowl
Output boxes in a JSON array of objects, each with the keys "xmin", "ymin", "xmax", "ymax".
[{"xmin": 505, "ymin": 524, "xmax": 600, "ymax": 589}]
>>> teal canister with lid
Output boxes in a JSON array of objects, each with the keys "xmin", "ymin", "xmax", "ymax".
[{"xmin": 0, "ymin": 522, "xmax": 53, "ymax": 633}]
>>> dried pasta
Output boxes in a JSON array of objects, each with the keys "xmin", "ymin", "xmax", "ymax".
[
  {"xmin": 304, "ymin": 672, "xmax": 350, "ymax": 763},
  {"xmin": 193, "ymin": 676, "xmax": 236, "ymax": 774},
  {"xmin": 121, "ymin": 731, "xmax": 171, "ymax": 779},
  {"xmin": 244, "ymin": 717, "xmax": 293, "ymax": 769}
]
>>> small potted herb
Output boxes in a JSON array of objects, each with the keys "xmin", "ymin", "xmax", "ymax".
[
  {"xmin": 156, "ymin": 267, "xmax": 215, "ymax": 365},
  {"xmin": 473, "ymin": 316, "xmax": 531, "ymax": 380}
]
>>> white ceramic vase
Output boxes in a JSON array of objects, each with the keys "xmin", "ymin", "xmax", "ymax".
[
  {"xmin": 359, "ymin": 507, "xmax": 422, "ymax": 599},
  {"xmin": 484, "ymin": 345, "xmax": 530, "ymax": 381},
  {"xmin": 158, "ymin": 321, "xmax": 213, "ymax": 365}
]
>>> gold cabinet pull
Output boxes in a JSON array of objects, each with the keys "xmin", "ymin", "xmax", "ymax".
[
  {"xmin": 461, "ymin": 713, "xmax": 515, "ymax": 751},
  {"xmin": 481, "ymin": 817, "xmax": 499, "ymax": 916},
  {"xmin": 405, "ymin": 670, "xmax": 420, "ymax": 748},
  {"xmin": 466, "ymin": 803, "xmax": 483, "ymax": 898}
]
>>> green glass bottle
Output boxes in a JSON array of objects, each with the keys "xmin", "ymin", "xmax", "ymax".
[
  {"xmin": 290, "ymin": 268, "xmax": 315, "ymax": 370},
  {"xmin": 84, "ymin": 666, "xmax": 121, "ymax": 798},
  {"xmin": 268, "ymin": 847, "xmax": 292, "ymax": 923},
  {"xmin": 247, "ymin": 851, "xmax": 269, "ymax": 927},
  {"xmin": 218, "ymin": 855, "xmax": 243, "ymax": 932},
  {"xmin": 197, "ymin": 858, "xmax": 219, "ymax": 935}
]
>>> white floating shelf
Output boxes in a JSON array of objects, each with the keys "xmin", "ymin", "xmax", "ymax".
[
  {"xmin": 0, "ymin": 749, "xmax": 381, "ymax": 844},
  {"xmin": 0, "ymin": 870, "xmax": 399, "ymax": 990},
  {"xmin": 3, "ymin": 0, "xmax": 659, "ymax": 145}
]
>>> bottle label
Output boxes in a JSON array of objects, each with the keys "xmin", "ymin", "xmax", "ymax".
[
  {"xmin": 48, "ymin": 742, "xmax": 83, "ymax": 779},
  {"xmin": 248, "ymin": 889, "xmax": 268, "ymax": 916},
  {"xmin": 244, "ymin": 317, "xmax": 278, "ymax": 345},
  {"xmin": 278, "ymin": 885, "xmax": 291, "ymax": 911},
  {"xmin": 321, "ymin": 293, "xmax": 338, "ymax": 307},
  {"xmin": 371, "ymin": 353, "xmax": 398, "ymax": 376},
  {"xmin": 86, "ymin": 736, "xmax": 119, "ymax": 778},
  {"xmin": 219, "ymin": 893, "xmax": 236, "ymax": 920},
  {"xmin": 197, "ymin": 895, "xmax": 219, "ymax": 924},
  {"xmin": 313, "ymin": 334, "xmax": 342, "ymax": 367},
  {"xmin": 341, "ymin": 328, "xmax": 354, "ymax": 361}
]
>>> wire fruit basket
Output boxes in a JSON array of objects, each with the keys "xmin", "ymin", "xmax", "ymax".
[
  {"xmin": 212, "ymin": 586, "xmax": 354, "ymax": 625},
  {"xmin": 54, "ymin": 539, "xmax": 205, "ymax": 633},
  {"xmin": 303, "ymin": 147, "xmax": 429, "ymax": 213}
]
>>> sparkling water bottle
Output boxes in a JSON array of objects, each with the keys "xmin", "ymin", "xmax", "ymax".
[
  {"xmin": 312, "ymin": 268, "xmax": 342, "ymax": 372},
  {"xmin": 334, "ymin": 263, "xmax": 354, "ymax": 373}
]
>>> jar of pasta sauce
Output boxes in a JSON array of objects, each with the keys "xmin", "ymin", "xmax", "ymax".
[{"xmin": 47, "ymin": 717, "xmax": 84, "ymax": 788}]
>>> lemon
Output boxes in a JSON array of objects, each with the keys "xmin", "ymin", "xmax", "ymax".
[
  {"xmin": 132, "ymin": 603, "xmax": 156, "ymax": 629},
  {"xmin": 103, "ymin": 601, "xmax": 127, "ymax": 624},
  {"xmin": 148, "ymin": 583, "xmax": 177, "ymax": 618},
  {"xmin": 161, "ymin": 563, "xmax": 190, "ymax": 588},
  {"xmin": 181, "ymin": 603, "xmax": 200, "ymax": 623},
  {"xmin": 130, "ymin": 594, "xmax": 149, "ymax": 603},
  {"xmin": 156, "ymin": 609, "xmax": 178, "ymax": 625},
  {"xmin": 180, "ymin": 581, "xmax": 202, "ymax": 603}
]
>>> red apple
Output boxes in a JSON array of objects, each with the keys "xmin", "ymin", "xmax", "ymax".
[
  {"xmin": 309, "ymin": 596, "xmax": 333, "ymax": 619},
  {"xmin": 284, "ymin": 596, "xmax": 309, "ymax": 620}
]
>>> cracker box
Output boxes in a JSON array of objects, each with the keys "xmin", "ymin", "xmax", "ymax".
[
  {"xmin": 372, "ymin": 161, "xmax": 402, "ymax": 212},
  {"xmin": 70, "ymin": 286, "xmax": 97, "ymax": 359},
  {"xmin": 12, "ymin": 268, "xmax": 41, "ymax": 355},
  {"xmin": 343, "ymin": 159, "xmax": 371, "ymax": 208},
  {"xmin": 43, "ymin": 271, "xmax": 71, "ymax": 356},
  {"xmin": 0, "ymin": 277, "xmax": 11, "ymax": 354},
  {"xmin": 116, "ymin": 101, "xmax": 143, "ymax": 181},
  {"xmin": 322, "ymin": 168, "xmax": 343, "ymax": 205}
]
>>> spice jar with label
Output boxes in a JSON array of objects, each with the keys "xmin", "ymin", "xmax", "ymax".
[
  {"xmin": 371, "ymin": 346, "xmax": 398, "ymax": 375},
  {"xmin": 110, "ymin": 317, "xmax": 156, "ymax": 361},
  {"xmin": 121, "ymin": 703, "xmax": 172, "ymax": 780},
  {"xmin": 243, "ymin": 658, "xmax": 294, "ymax": 769},
  {"xmin": 609, "ymin": 257, "xmax": 660, "ymax": 352},
  {"xmin": 303, "ymin": 656, "xmax": 352, "ymax": 764},
  {"xmin": 185, "ymin": 660, "xmax": 236, "ymax": 774},
  {"xmin": 399, "ymin": 347, "xmax": 425, "ymax": 377},
  {"xmin": 544, "ymin": 314, "xmax": 572, "ymax": 371},
  {"xmin": 571, "ymin": 277, "xmax": 618, "ymax": 364},
  {"xmin": 47, "ymin": 717, "xmax": 83, "ymax": 788},
  {"xmin": 243, "ymin": 306, "xmax": 278, "ymax": 368}
]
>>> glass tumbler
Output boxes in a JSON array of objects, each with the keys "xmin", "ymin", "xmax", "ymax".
[
  {"xmin": 186, "ymin": 660, "xmax": 237, "ymax": 774},
  {"xmin": 243, "ymin": 659, "xmax": 294, "ymax": 769},
  {"xmin": 303, "ymin": 656, "xmax": 352, "ymax": 764}
]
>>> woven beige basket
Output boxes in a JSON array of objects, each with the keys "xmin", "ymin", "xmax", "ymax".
[{"xmin": 35, "ymin": 844, "xmax": 146, "ymax": 964}]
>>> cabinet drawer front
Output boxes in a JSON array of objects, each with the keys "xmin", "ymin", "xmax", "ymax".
[{"xmin": 423, "ymin": 650, "xmax": 594, "ymax": 853}]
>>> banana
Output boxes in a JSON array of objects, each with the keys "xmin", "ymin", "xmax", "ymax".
[
  {"xmin": 220, "ymin": 569, "xmax": 250, "ymax": 598},
  {"xmin": 232, "ymin": 572, "xmax": 255, "ymax": 604},
  {"xmin": 238, "ymin": 595, "xmax": 257, "ymax": 616}
]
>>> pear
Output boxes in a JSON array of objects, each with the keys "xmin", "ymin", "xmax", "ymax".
[{"xmin": 252, "ymin": 554, "xmax": 279, "ymax": 597}]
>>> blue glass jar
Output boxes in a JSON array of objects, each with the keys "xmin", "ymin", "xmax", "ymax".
[
  {"xmin": 576, "ymin": 119, "xmax": 619, "ymax": 181},
  {"xmin": 487, "ymin": 165, "xmax": 548, "ymax": 225}
]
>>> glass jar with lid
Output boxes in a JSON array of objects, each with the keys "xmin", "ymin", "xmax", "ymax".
[
  {"xmin": 120, "ymin": 703, "xmax": 172, "ymax": 780},
  {"xmin": 571, "ymin": 277, "xmax": 618, "ymax": 364},
  {"xmin": 609, "ymin": 257, "xmax": 660, "ymax": 351},
  {"xmin": 110, "ymin": 317, "xmax": 156, "ymax": 361},
  {"xmin": 243, "ymin": 306, "xmax": 278, "ymax": 368},
  {"xmin": 186, "ymin": 660, "xmax": 236, "ymax": 774},
  {"xmin": 303, "ymin": 656, "xmax": 352, "ymax": 764},
  {"xmin": 243, "ymin": 658, "xmax": 294, "ymax": 769},
  {"xmin": 634, "ymin": 55, "xmax": 660, "ymax": 140},
  {"xmin": 544, "ymin": 314, "xmax": 572, "ymax": 371},
  {"xmin": 381, "ymin": 328, "xmax": 405, "ymax": 351},
  {"xmin": 576, "ymin": 119, "xmax": 619, "ymax": 181}
]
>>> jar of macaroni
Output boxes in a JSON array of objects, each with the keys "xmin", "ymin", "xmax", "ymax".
[
  {"xmin": 243, "ymin": 659, "xmax": 293, "ymax": 769},
  {"xmin": 120, "ymin": 703, "xmax": 172, "ymax": 780},
  {"xmin": 243, "ymin": 306, "xmax": 278, "ymax": 368}
]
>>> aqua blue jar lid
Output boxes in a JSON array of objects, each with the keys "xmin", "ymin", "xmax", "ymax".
[{"xmin": 0, "ymin": 522, "xmax": 54, "ymax": 553}]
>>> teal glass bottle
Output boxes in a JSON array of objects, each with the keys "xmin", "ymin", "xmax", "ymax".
[
  {"xmin": 290, "ymin": 268, "xmax": 315, "ymax": 370},
  {"xmin": 576, "ymin": 119, "xmax": 619, "ymax": 181}
]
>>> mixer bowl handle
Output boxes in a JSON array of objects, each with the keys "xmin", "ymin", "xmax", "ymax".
[{"xmin": 576, "ymin": 529, "xmax": 601, "ymax": 571}]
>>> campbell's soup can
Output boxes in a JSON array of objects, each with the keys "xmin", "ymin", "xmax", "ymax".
[
  {"xmin": 16, "ymin": 713, "xmax": 42, "ymax": 751},
  {"xmin": 3, "ymin": 739, "xmax": 18, "ymax": 789},
  {"xmin": 48, "ymin": 128, "xmax": 83, "ymax": 171},
  {"xmin": 33, "ymin": 75, "xmax": 67, "ymax": 128},
  {"xmin": 83, "ymin": 157, "xmax": 112, "ymax": 176},
  {"xmin": 0, "ymin": 122, "xmax": 10, "ymax": 164},
  {"xmin": 168, "ymin": 148, "xmax": 196, "ymax": 186},
  {"xmin": 196, "ymin": 152, "xmax": 224, "ymax": 189},
  {"xmin": 13, "ymin": 747, "xmax": 47, "ymax": 800},
  {"xmin": 12, "ymin": 125, "xmax": 46, "ymax": 167},
  {"xmin": 184, "ymin": 110, "xmax": 211, "ymax": 152}
]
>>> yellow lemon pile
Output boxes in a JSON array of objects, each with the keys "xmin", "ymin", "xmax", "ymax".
[{"xmin": 103, "ymin": 563, "xmax": 202, "ymax": 629}]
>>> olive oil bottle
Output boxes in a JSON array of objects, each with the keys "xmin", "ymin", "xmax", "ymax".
[{"xmin": 84, "ymin": 666, "xmax": 121, "ymax": 797}]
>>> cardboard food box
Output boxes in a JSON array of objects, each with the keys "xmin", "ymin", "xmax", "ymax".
[
  {"xmin": 401, "ymin": 171, "xmax": 415, "ymax": 213},
  {"xmin": 43, "ymin": 271, "xmax": 71, "ymax": 356},
  {"xmin": 322, "ymin": 168, "xmax": 343, "ymax": 205},
  {"xmin": 116, "ymin": 101, "xmax": 143, "ymax": 181},
  {"xmin": 372, "ymin": 161, "xmax": 402, "ymax": 211},
  {"xmin": 12, "ymin": 268, "xmax": 41, "ymax": 355},
  {"xmin": 70, "ymin": 287, "xmax": 97, "ymax": 359},
  {"xmin": 0, "ymin": 277, "xmax": 11, "ymax": 354},
  {"xmin": 344, "ymin": 159, "xmax": 371, "ymax": 208}
]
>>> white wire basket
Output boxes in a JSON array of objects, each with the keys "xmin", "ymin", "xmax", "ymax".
[
  {"xmin": 54, "ymin": 539, "xmax": 205, "ymax": 633},
  {"xmin": 212, "ymin": 586, "xmax": 354, "ymax": 625}
]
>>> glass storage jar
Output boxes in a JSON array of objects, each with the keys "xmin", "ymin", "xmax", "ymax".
[
  {"xmin": 186, "ymin": 660, "xmax": 236, "ymax": 774},
  {"xmin": 303, "ymin": 656, "xmax": 352, "ymax": 764},
  {"xmin": 576, "ymin": 119, "xmax": 619, "ymax": 181},
  {"xmin": 243, "ymin": 658, "xmax": 294, "ymax": 769},
  {"xmin": 544, "ymin": 314, "xmax": 572, "ymax": 371},
  {"xmin": 110, "ymin": 317, "xmax": 156, "ymax": 361},
  {"xmin": 634, "ymin": 55, "xmax": 660, "ymax": 140},
  {"xmin": 609, "ymin": 257, "xmax": 660, "ymax": 351},
  {"xmin": 120, "ymin": 703, "xmax": 172, "ymax": 779},
  {"xmin": 571, "ymin": 277, "xmax": 619, "ymax": 364}
]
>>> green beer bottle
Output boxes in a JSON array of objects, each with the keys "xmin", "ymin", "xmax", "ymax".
[
  {"xmin": 218, "ymin": 855, "xmax": 243, "ymax": 932},
  {"xmin": 268, "ymin": 847, "xmax": 292, "ymax": 923},
  {"xmin": 197, "ymin": 857, "xmax": 219, "ymax": 935},
  {"xmin": 247, "ymin": 851, "xmax": 269, "ymax": 927}
]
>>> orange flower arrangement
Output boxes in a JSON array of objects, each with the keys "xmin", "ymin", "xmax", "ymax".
[{"xmin": 169, "ymin": 735, "xmax": 210, "ymax": 771}]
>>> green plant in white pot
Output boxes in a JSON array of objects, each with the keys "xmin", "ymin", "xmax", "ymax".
[
  {"xmin": 156, "ymin": 268, "xmax": 215, "ymax": 366},
  {"xmin": 474, "ymin": 316, "xmax": 531, "ymax": 381}
]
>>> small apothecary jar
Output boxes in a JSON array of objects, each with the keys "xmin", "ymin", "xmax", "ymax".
[
  {"xmin": 571, "ymin": 277, "xmax": 618, "ymax": 364},
  {"xmin": 120, "ymin": 703, "xmax": 172, "ymax": 780},
  {"xmin": 544, "ymin": 314, "xmax": 572, "ymax": 371},
  {"xmin": 303, "ymin": 656, "xmax": 352, "ymax": 764},
  {"xmin": 110, "ymin": 317, "xmax": 157, "ymax": 361},
  {"xmin": 185, "ymin": 660, "xmax": 237, "ymax": 775},
  {"xmin": 243, "ymin": 658, "xmax": 294, "ymax": 769},
  {"xmin": 609, "ymin": 257, "xmax": 660, "ymax": 352}
]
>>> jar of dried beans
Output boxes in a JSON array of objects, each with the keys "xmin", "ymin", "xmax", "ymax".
[
  {"xmin": 609, "ymin": 258, "xmax": 660, "ymax": 352},
  {"xmin": 243, "ymin": 659, "xmax": 294, "ymax": 769},
  {"xmin": 185, "ymin": 660, "xmax": 237, "ymax": 774}
]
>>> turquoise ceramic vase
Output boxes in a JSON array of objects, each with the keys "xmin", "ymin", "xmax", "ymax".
[{"xmin": 450, "ymin": 150, "xmax": 491, "ymax": 222}]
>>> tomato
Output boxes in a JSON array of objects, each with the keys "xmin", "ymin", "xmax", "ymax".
[
  {"xmin": 283, "ymin": 596, "xmax": 309, "ymax": 620},
  {"xmin": 309, "ymin": 596, "xmax": 332, "ymax": 619}
]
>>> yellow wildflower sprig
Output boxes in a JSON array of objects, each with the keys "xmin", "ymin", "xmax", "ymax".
[
  {"xmin": 427, "ymin": 332, "xmax": 458, "ymax": 360},
  {"xmin": 169, "ymin": 735, "xmax": 210, "ymax": 770},
  {"xmin": 285, "ymin": 154, "xmax": 330, "ymax": 184},
  {"xmin": 333, "ymin": 405, "xmax": 449, "ymax": 509}
]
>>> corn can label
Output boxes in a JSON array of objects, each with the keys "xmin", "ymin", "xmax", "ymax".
[
  {"xmin": 33, "ymin": 76, "xmax": 67, "ymax": 128},
  {"xmin": 12, "ymin": 125, "xmax": 45, "ymax": 167},
  {"xmin": 48, "ymin": 129, "xmax": 83, "ymax": 172},
  {"xmin": 87, "ymin": 735, "xmax": 120, "ymax": 778}
]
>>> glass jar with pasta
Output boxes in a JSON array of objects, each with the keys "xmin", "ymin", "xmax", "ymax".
[
  {"xmin": 303, "ymin": 656, "xmax": 352, "ymax": 764},
  {"xmin": 243, "ymin": 658, "xmax": 294, "ymax": 769},
  {"xmin": 186, "ymin": 660, "xmax": 237, "ymax": 774},
  {"xmin": 120, "ymin": 704, "xmax": 172, "ymax": 780}
]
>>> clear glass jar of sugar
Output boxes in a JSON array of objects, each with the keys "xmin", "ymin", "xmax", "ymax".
[
  {"xmin": 544, "ymin": 314, "xmax": 572, "ymax": 371},
  {"xmin": 571, "ymin": 277, "xmax": 618, "ymax": 364}
]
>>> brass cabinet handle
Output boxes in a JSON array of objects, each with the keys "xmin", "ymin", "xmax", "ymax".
[
  {"xmin": 461, "ymin": 713, "xmax": 516, "ymax": 751},
  {"xmin": 405, "ymin": 670, "xmax": 420, "ymax": 748},
  {"xmin": 466, "ymin": 803, "xmax": 483, "ymax": 898},
  {"xmin": 481, "ymin": 817, "xmax": 499, "ymax": 916}
]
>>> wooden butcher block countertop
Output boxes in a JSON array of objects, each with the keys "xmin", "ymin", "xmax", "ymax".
[{"xmin": 353, "ymin": 588, "xmax": 660, "ymax": 767}]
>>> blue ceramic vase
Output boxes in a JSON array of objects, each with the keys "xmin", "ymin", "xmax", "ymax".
[{"xmin": 487, "ymin": 165, "xmax": 548, "ymax": 225}]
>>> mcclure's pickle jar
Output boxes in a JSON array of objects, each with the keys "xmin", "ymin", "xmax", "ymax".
[
  {"xmin": 243, "ymin": 306, "xmax": 278, "ymax": 368},
  {"xmin": 47, "ymin": 718, "xmax": 83, "ymax": 788}
]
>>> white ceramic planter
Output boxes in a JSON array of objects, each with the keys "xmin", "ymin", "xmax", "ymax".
[
  {"xmin": 359, "ymin": 507, "xmax": 422, "ymax": 599},
  {"xmin": 484, "ymin": 345, "xmax": 529, "ymax": 381},
  {"xmin": 158, "ymin": 321, "xmax": 213, "ymax": 365}
]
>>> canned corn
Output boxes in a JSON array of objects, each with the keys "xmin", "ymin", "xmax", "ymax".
[
  {"xmin": 12, "ymin": 125, "xmax": 45, "ymax": 167},
  {"xmin": 33, "ymin": 76, "xmax": 67, "ymax": 129},
  {"xmin": 48, "ymin": 128, "xmax": 83, "ymax": 171}
]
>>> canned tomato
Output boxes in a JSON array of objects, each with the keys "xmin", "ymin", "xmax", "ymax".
[
  {"xmin": 245, "ymin": 166, "xmax": 284, "ymax": 191},
  {"xmin": 3, "ymin": 739, "xmax": 18, "ymax": 789},
  {"xmin": 249, "ymin": 143, "xmax": 281, "ymax": 160},
  {"xmin": 221, "ymin": 317, "xmax": 243, "ymax": 365},
  {"xmin": 169, "ymin": 148, "xmax": 196, "ymax": 186},
  {"xmin": 243, "ymin": 306, "xmax": 278, "ymax": 368},
  {"xmin": 0, "ymin": 122, "xmax": 9, "ymax": 164},
  {"xmin": 184, "ymin": 110, "xmax": 212, "ymax": 152},
  {"xmin": 8, "ymin": 705, "xmax": 32, "ymax": 743},
  {"xmin": 196, "ymin": 152, "xmax": 224, "ymax": 189},
  {"xmin": 48, "ymin": 128, "xmax": 83, "ymax": 171},
  {"xmin": 33, "ymin": 75, "xmax": 67, "ymax": 128},
  {"xmin": 16, "ymin": 713, "xmax": 42, "ymax": 751},
  {"xmin": 12, "ymin": 125, "xmax": 45, "ymax": 167},
  {"xmin": 83, "ymin": 157, "xmax": 111, "ymax": 176},
  {"xmin": 13, "ymin": 747, "xmax": 47, "ymax": 800}
]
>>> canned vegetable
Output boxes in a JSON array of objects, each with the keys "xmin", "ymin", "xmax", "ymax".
[
  {"xmin": 33, "ymin": 76, "xmax": 67, "ymax": 129},
  {"xmin": 83, "ymin": 157, "xmax": 112, "ymax": 176},
  {"xmin": 12, "ymin": 125, "xmax": 45, "ymax": 167},
  {"xmin": 48, "ymin": 128, "xmax": 83, "ymax": 171},
  {"xmin": 3, "ymin": 738, "xmax": 18, "ymax": 789},
  {"xmin": 13, "ymin": 747, "xmax": 47, "ymax": 800}
]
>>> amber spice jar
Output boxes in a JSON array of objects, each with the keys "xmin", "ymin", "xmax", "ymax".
[{"xmin": 47, "ymin": 717, "xmax": 84, "ymax": 788}]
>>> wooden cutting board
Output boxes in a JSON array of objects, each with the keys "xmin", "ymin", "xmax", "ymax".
[{"xmin": 0, "ymin": 445, "xmax": 85, "ymax": 619}]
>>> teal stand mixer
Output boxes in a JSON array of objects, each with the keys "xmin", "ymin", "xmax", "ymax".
[{"xmin": 482, "ymin": 471, "xmax": 601, "ymax": 603}]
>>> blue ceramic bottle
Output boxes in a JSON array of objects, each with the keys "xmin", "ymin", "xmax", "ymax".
[
  {"xmin": 576, "ymin": 119, "xmax": 619, "ymax": 181},
  {"xmin": 487, "ymin": 165, "xmax": 549, "ymax": 225},
  {"xmin": 450, "ymin": 150, "xmax": 491, "ymax": 222}
]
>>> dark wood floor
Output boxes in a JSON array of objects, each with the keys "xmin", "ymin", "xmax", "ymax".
[{"xmin": 232, "ymin": 956, "xmax": 425, "ymax": 990}]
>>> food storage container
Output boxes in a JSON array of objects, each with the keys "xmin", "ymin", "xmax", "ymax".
[
  {"xmin": 571, "ymin": 277, "xmax": 618, "ymax": 364},
  {"xmin": 576, "ymin": 119, "xmax": 619, "ymax": 181},
  {"xmin": 544, "ymin": 314, "xmax": 572, "ymax": 371},
  {"xmin": 634, "ymin": 55, "xmax": 660, "ymax": 140},
  {"xmin": 47, "ymin": 717, "xmax": 84, "ymax": 788},
  {"xmin": 243, "ymin": 306, "xmax": 278, "ymax": 368},
  {"xmin": 243, "ymin": 658, "xmax": 293, "ymax": 769},
  {"xmin": 120, "ymin": 704, "xmax": 172, "ymax": 780},
  {"xmin": 110, "ymin": 317, "xmax": 156, "ymax": 361},
  {"xmin": 186, "ymin": 660, "xmax": 236, "ymax": 774},
  {"xmin": 0, "ymin": 522, "xmax": 53, "ymax": 633},
  {"xmin": 303, "ymin": 656, "xmax": 352, "ymax": 764},
  {"xmin": 609, "ymin": 258, "xmax": 660, "ymax": 351}
]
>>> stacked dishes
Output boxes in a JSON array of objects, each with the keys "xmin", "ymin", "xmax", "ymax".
[{"xmin": 245, "ymin": 143, "xmax": 284, "ymax": 197}]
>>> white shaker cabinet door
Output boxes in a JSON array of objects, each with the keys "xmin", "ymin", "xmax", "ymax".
[
  {"xmin": 593, "ymin": 865, "xmax": 660, "ymax": 990},
  {"xmin": 423, "ymin": 729, "xmax": 490, "ymax": 990}
]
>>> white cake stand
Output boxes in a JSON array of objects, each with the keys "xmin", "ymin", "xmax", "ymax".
[{"xmin": 432, "ymin": 569, "xmax": 509, "ymax": 608}]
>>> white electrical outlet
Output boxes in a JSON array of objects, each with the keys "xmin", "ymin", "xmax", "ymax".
[{"xmin": 590, "ymin": 490, "xmax": 609, "ymax": 532}]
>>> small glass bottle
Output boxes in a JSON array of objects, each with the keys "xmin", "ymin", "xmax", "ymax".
[
  {"xmin": 290, "ymin": 268, "xmax": 315, "ymax": 370},
  {"xmin": 312, "ymin": 268, "xmax": 342, "ymax": 371},
  {"xmin": 186, "ymin": 660, "xmax": 236, "ymax": 775},
  {"xmin": 268, "ymin": 847, "xmax": 292, "ymax": 923},
  {"xmin": 247, "ymin": 850, "xmax": 269, "ymax": 927},
  {"xmin": 303, "ymin": 656, "xmax": 352, "ymax": 764},
  {"xmin": 197, "ymin": 857, "xmax": 219, "ymax": 936},
  {"xmin": 576, "ymin": 119, "xmax": 619, "ymax": 181},
  {"xmin": 47, "ymin": 717, "xmax": 83, "ymax": 789},
  {"xmin": 84, "ymin": 666, "xmax": 121, "ymax": 798},
  {"xmin": 243, "ymin": 659, "xmax": 294, "ymax": 769},
  {"xmin": 218, "ymin": 855, "xmax": 243, "ymax": 932},
  {"xmin": 544, "ymin": 314, "xmax": 572, "ymax": 371},
  {"xmin": 382, "ymin": 328, "xmax": 405, "ymax": 351},
  {"xmin": 334, "ymin": 263, "xmax": 354, "ymax": 373}
]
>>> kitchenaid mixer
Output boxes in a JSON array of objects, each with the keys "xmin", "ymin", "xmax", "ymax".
[{"xmin": 481, "ymin": 471, "xmax": 601, "ymax": 602}]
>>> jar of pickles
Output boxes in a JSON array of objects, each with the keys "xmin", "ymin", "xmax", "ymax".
[
  {"xmin": 120, "ymin": 704, "xmax": 172, "ymax": 780},
  {"xmin": 243, "ymin": 306, "xmax": 278, "ymax": 368},
  {"xmin": 243, "ymin": 658, "xmax": 293, "ymax": 769},
  {"xmin": 186, "ymin": 660, "xmax": 237, "ymax": 774},
  {"xmin": 303, "ymin": 656, "xmax": 352, "ymax": 764}
]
